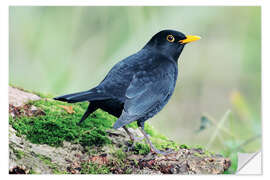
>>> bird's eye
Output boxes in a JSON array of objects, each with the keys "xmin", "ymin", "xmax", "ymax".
[{"xmin": 166, "ymin": 35, "xmax": 175, "ymax": 42}]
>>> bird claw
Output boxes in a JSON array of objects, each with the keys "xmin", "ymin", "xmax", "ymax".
[
  {"xmin": 150, "ymin": 147, "xmax": 175, "ymax": 155},
  {"xmin": 124, "ymin": 126, "xmax": 174, "ymax": 155},
  {"xmin": 125, "ymin": 136, "xmax": 145, "ymax": 152},
  {"xmin": 133, "ymin": 136, "xmax": 145, "ymax": 142}
]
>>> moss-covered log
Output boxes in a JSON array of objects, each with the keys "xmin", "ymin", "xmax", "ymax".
[{"xmin": 9, "ymin": 86, "xmax": 231, "ymax": 174}]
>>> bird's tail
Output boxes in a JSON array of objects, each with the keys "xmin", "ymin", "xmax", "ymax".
[{"xmin": 54, "ymin": 89, "xmax": 111, "ymax": 103}]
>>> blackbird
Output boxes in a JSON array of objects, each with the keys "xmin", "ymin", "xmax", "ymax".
[{"xmin": 54, "ymin": 29, "xmax": 200, "ymax": 154}]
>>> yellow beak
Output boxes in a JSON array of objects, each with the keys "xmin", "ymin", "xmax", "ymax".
[{"xmin": 179, "ymin": 35, "xmax": 201, "ymax": 44}]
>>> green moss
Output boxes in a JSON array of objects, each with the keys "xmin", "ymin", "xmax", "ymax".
[
  {"xmin": 190, "ymin": 145, "xmax": 216, "ymax": 158},
  {"xmin": 113, "ymin": 149, "xmax": 127, "ymax": 160},
  {"xmin": 109, "ymin": 147, "xmax": 137, "ymax": 173},
  {"xmin": 80, "ymin": 162, "xmax": 110, "ymax": 174},
  {"xmin": 36, "ymin": 154, "xmax": 63, "ymax": 174},
  {"xmin": 36, "ymin": 154, "xmax": 51, "ymax": 163},
  {"xmin": 126, "ymin": 121, "xmax": 138, "ymax": 129},
  {"xmin": 9, "ymin": 87, "xmax": 233, "ymax": 174},
  {"xmin": 179, "ymin": 144, "xmax": 190, "ymax": 149},
  {"xmin": 124, "ymin": 168, "xmax": 133, "ymax": 174},
  {"xmin": 28, "ymin": 169, "xmax": 37, "ymax": 174},
  {"xmin": 204, "ymin": 150, "xmax": 215, "ymax": 157},
  {"xmin": 193, "ymin": 145, "xmax": 204, "ymax": 150},
  {"xmin": 125, "ymin": 122, "xmax": 181, "ymax": 154},
  {"xmin": 10, "ymin": 145, "xmax": 25, "ymax": 159},
  {"xmin": 131, "ymin": 158, "xmax": 139, "ymax": 166},
  {"xmin": 193, "ymin": 152, "xmax": 203, "ymax": 157},
  {"xmin": 142, "ymin": 123, "xmax": 180, "ymax": 152},
  {"xmin": 9, "ymin": 94, "xmax": 182, "ymax": 153},
  {"xmin": 133, "ymin": 142, "xmax": 150, "ymax": 155},
  {"xmin": 8, "ymin": 89, "xmax": 212, "ymax": 158},
  {"xmin": 10, "ymin": 99, "xmax": 116, "ymax": 147}
]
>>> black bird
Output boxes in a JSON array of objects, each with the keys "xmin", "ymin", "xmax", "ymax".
[{"xmin": 54, "ymin": 30, "xmax": 200, "ymax": 154}]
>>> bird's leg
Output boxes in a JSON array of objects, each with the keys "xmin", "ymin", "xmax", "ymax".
[
  {"xmin": 123, "ymin": 126, "xmax": 145, "ymax": 152},
  {"xmin": 123, "ymin": 126, "xmax": 144, "ymax": 142},
  {"xmin": 123, "ymin": 126, "xmax": 135, "ymax": 142},
  {"xmin": 138, "ymin": 127, "xmax": 174, "ymax": 155}
]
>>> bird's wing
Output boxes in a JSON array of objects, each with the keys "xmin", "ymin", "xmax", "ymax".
[{"xmin": 113, "ymin": 61, "xmax": 176, "ymax": 128}]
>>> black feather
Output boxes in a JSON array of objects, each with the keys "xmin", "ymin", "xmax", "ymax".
[
  {"xmin": 54, "ymin": 90, "xmax": 111, "ymax": 103},
  {"xmin": 54, "ymin": 30, "xmax": 194, "ymax": 130}
]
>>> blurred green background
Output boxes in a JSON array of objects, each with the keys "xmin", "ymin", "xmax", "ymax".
[{"xmin": 9, "ymin": 6, "xmax": 261, "ymax": 170}]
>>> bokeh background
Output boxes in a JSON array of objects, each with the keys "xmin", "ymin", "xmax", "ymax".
[{"xmin": 9, "ymin": 6, "xmax": 261, "ymax": 168}]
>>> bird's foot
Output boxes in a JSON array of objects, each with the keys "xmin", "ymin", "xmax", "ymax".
[
  {"xmin": 123, "ymin": 126, "xmax": 145, "ymax": 143},
  {"xmin": 132, "ymin": 135, "xmax": 145, "ymax": 142},
  {"xmin": 137, "ymin": 127, "xmax": 175, "ymax": 155},
  {"xmin": 150, "ymin": 147, "xmax": 175, "ymax": 155},
  {"xmin": 125, "ymin": 136, "xmax": 145, "ymax": 152}
]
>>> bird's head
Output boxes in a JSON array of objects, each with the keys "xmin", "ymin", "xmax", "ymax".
[{"xmin": 144, "ymin": 30, "xmax": 201, "ymax": 61}]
